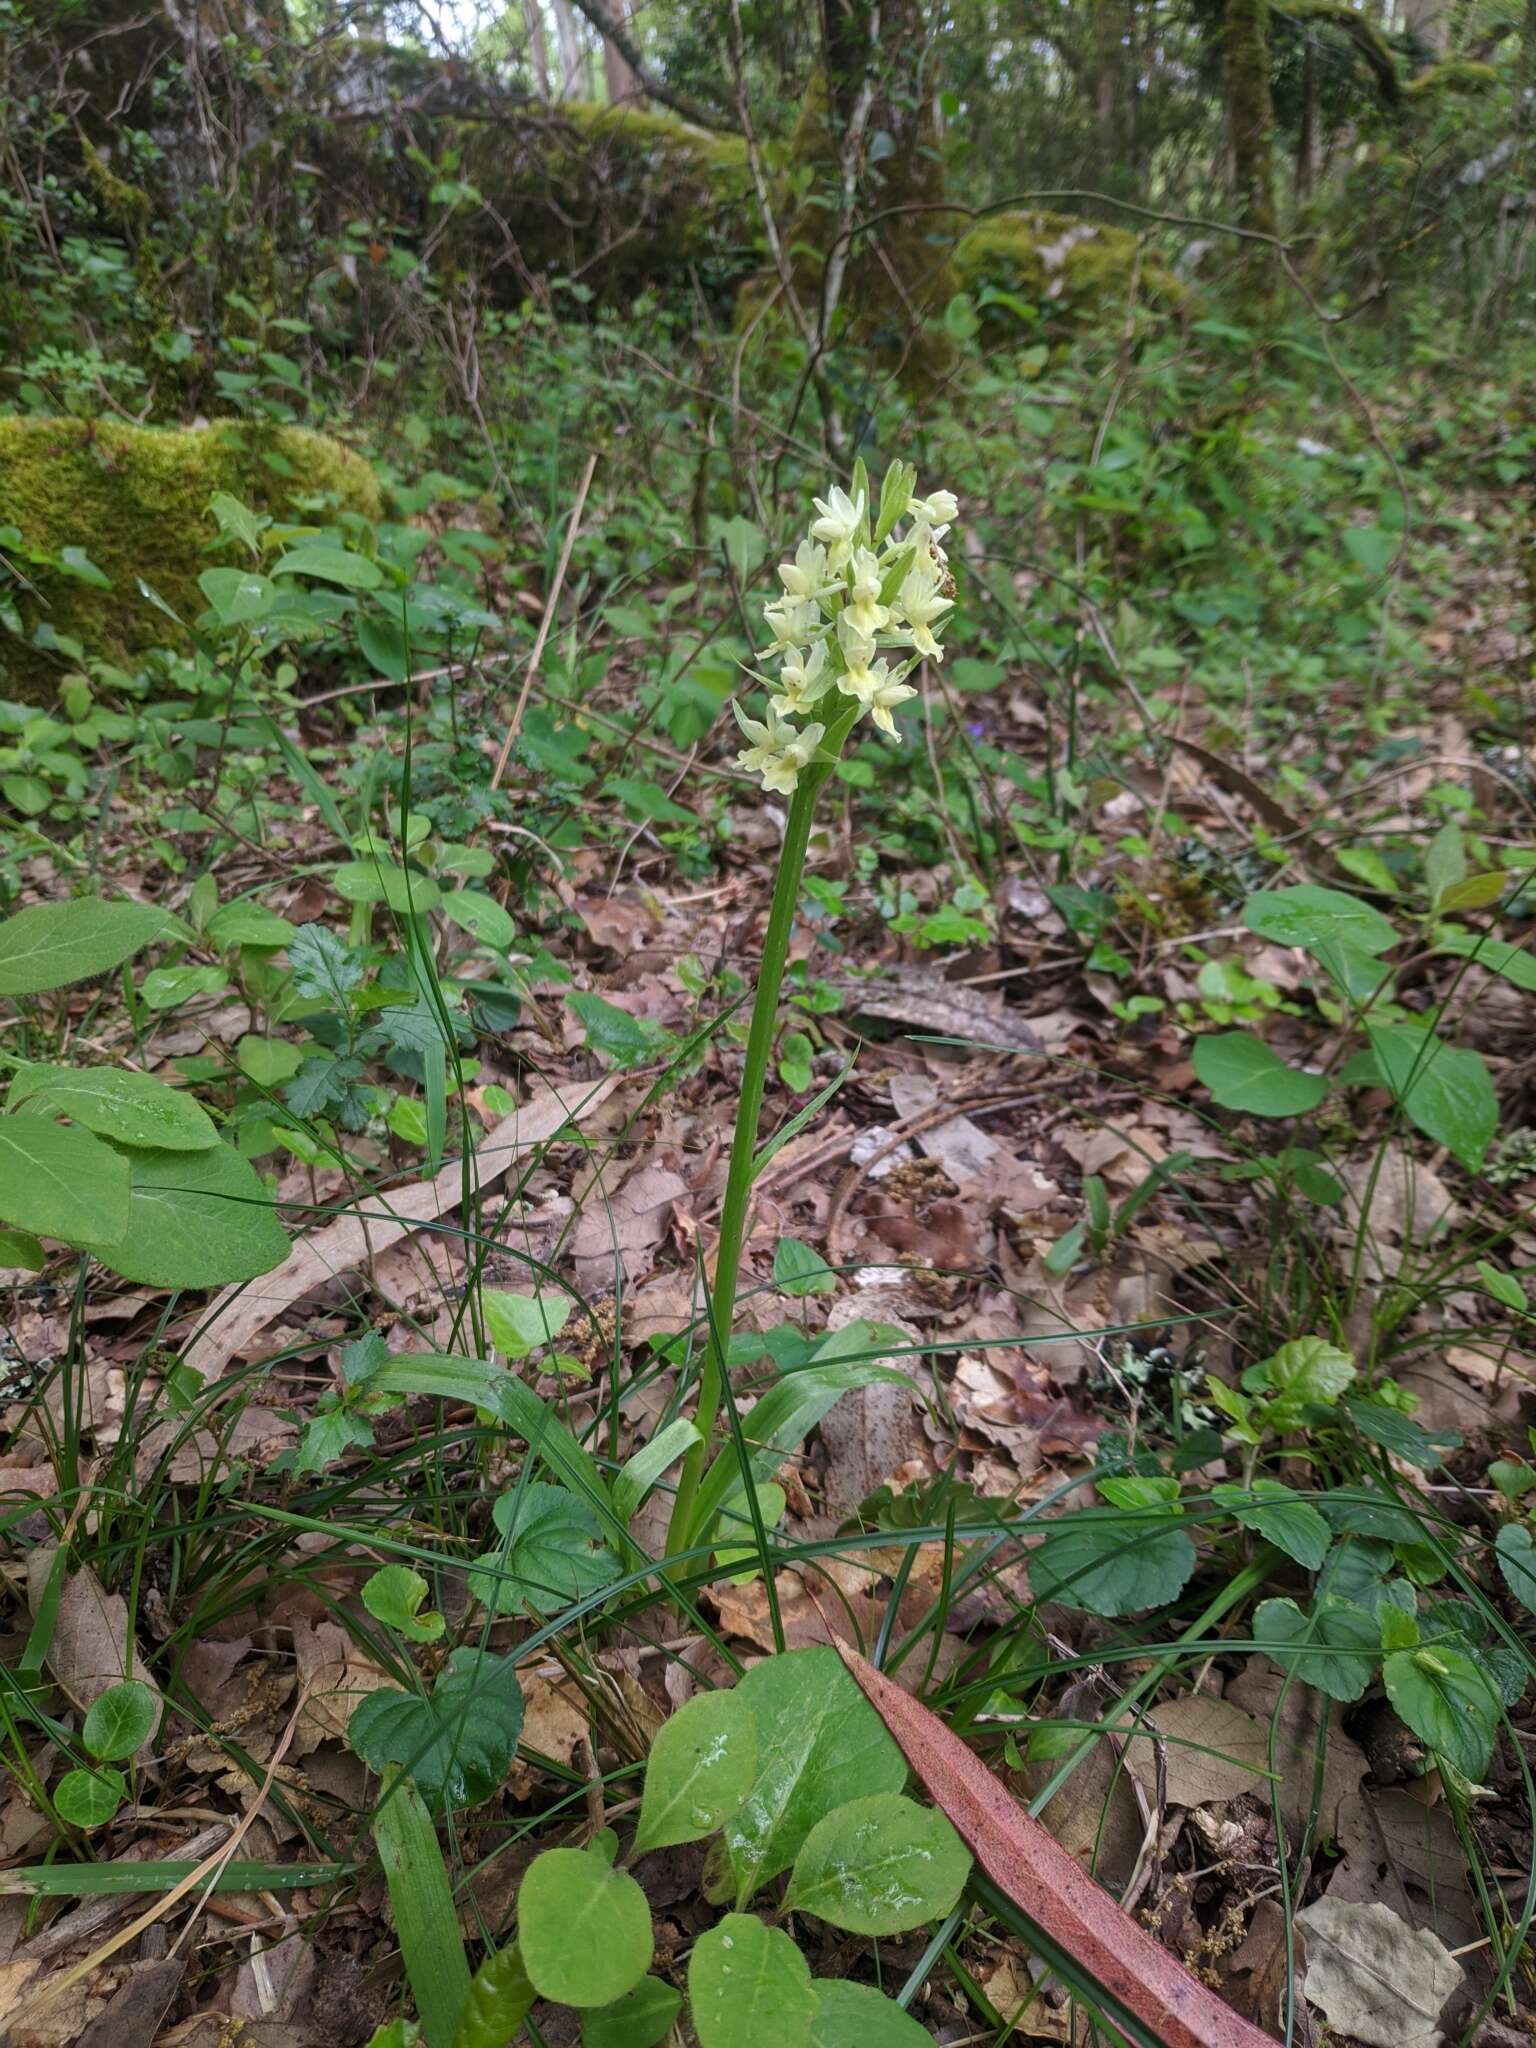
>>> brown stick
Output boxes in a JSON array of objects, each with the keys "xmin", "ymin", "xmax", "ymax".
[
  {"xmin": 490, "ymin": 450, "xmax": 599, "ymax": 790},
  {"xmin": 835, "ymin": 1645, "xmax": 1278, "ymax": 2048}
]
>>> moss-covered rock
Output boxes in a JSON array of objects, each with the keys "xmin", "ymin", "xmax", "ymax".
[
  {"xmin": 952, "ymin": 212, "xmax": 1181, "ymax": 335},
  {"xmin": 0, "ymin": 417, "xmax": 381, "ymax": 702}
]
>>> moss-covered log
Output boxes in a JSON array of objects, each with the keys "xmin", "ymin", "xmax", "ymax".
[
  {"xmin": 0, "ymin": 419, "xmax": 380, "ymax": 702},
  {"xmin": 952, "ymin": 212, "xmax": 1181, "ymax": 333}
]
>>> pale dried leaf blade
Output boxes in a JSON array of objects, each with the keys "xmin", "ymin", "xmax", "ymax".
[
  {"xmin": 1295, "ymin": 1897, "xmax": 1463, "ymax": 2048},
  {"xmin": 182, "ymin": 1077, "xmax": 619, "ymax": 1380},
  {"xmin": 834, "ymin": 1644, "xmax": 1276, "ymax": 2048},
  {"xmin": 24, "ymin": 1551, "xmax": 161, "ymax": 1761}
]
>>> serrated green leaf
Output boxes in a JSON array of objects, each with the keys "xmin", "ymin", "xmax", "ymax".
[
  {"xmin": 580, "ymin": 1976, "xmax": 681, "ymax": 2048},
  {"xmin": 0, "ymin": 1114, "xmax": 130, "ymax": 1246},
  {"xmin": 811, "ymin": 1981, "xmax": 934, "ymax": 2046},
  {"xmin": 1029, "ymin": 1508, "xmax": 1195, "ymax": 1617},
  {"xmin": 1365, "ymin": 1025, "xmax": 1496, "ymax": 1171},
  {"xmin": 8, "ymin": 1063, "xmax": 216, "ymax": 1151},
  {"xmin": 82, "ymin": 1679, "xmax": 160, "ymax": 1762},
  {"xmin": 349, "ymin": 1649, "xmax": 524, "ymax": 1811},
  {"xmin": 1382, "ymin": 1645, "xmax": 1499, "ymax": 1782},
  {"xmin": 1192, "ymin": 1032, "xmax": 1326, "ymax": 1117},
  {"xmin": 723, "ymin": 1646, "xmax": 905, "ymax": 1905},
  {"xmin": 363, "ymin": 1565, "xmax": 445, "ymax": 1643},
  {"xmin": 1253, "ymin": 1596, "xmax": 1379, "ymax": 1702},
  {"xmin": 469, "ymin": 1481, "xmax": 619, "ymax": 1616},
  {"xmin": 1210, "ymin": 1480, "xmax": 1331, "ymax": 1570},
  {"xmin": 0, "ymin": 898, "xmax": 168, "ymax": 996},
  {"xmin": 785, "ymin": 1792, "xmax": 969, "ymax": 1934},
  {"xmin": 84, "ymin": 1142, "xmax": 288, "ymax": 1288},
  {"xmin": 688, "ymin": 1913, "xmax": 817, "ymax": 2048},
  {"xmin": 517, "ymin": 1848, "xmax": 652, "ymax": 2008},
  {"xmin": 634, "ymin": 1687, "xmax": 757, "ymax": 1856}
]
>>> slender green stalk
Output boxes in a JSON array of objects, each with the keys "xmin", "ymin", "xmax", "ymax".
[{"xmin": 667, "ymin": 703, "xmax": 860, "ymax": 1554}]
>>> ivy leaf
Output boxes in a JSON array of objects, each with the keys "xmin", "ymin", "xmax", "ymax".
[
  {"xmin": 785, "ymin": 1792, "xmax": 970, "ymax": 1934},
  {"xmin": 1495, "ymin": 1524, "xmax": 1536, "ymax": 1616},
  {"xmin": 517, "ymin": 1847, "xmax": 653, "ymax": 2009},
  {"xmin": 1210, "ymin": 1480, "xmax": 1331, "ymax": 1571},
  {"xmin": 349, "ymin": 1648, "xmax": 523, "ymax": 1810},
  {"xmin": 1192, "ymin": 1032, "xmax": 1327, "ymax": 1117},
  {"xmin": 633, "ymin": 1687, "xmax": 757, "ymax": 1856},
  {"xmin": 688, "ymin": 1914, "xmax": 818, "ymax": 2048},
  {"xmin": 469, "ymin": 1482, "xmax": 620, "ymax": 1617},
  {"xmin": 579, "ymin": 1978, "xmax": 682, "ymax": 2048},
  {"xmin": 1382, "ymin": 1644, "xmax": 1500, "ymax": 1783},
  {"xmin": 1253, "ymin": 1596, "xmax": 1380, "ymax": 1703},
  {"xmin": 362, "ymin": 1565, "xmax": 445, "ymax": 1643},
  {"xmin": 722, "ymin": 1645, "xmax": 906, "ymax": 1906},
  {"xmin": 1029, "ymin": 1506, "xmax": 1196, "ymax": 1617},
  {"xmin": 811, "ymin": 1981, "xmax": 934, "ymax": 2046}
]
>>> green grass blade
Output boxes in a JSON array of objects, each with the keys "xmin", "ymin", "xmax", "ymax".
[{"xmin": 373, "ymin": 1771, "xmax": 471, "ymax": 2048}]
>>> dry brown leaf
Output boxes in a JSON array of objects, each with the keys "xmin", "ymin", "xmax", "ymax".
[
  {"xmin": 23, "ymin": 1551, "xmax": 161, "ymax": 1760},
  {"xmin": 509, "ymin": 1665, "xmax": 590, "ymax": 1794},
  {"xmin": 570, "ymin": 1160, "xmax": 688, "ymax": 1289},
  {"xmin": 74, "ymin": 1958, "xmax": 186, "ymax": 2048},
  {"xmin": 1328, "ymin": 1788, "xmax": 1481, "ymax": 1948},
  {"xmin": 134, "ymin": 1403, "xmax": 296, "ymax": 1484},
  {"xmin": 291, "ymin": 1619, "xmax": 390, "ymax": 1754},
  {"xmin": 0, "ymin": 1959, "xmax": 116, "ymax": 2047},
  {"xmin": 1224, "ymin": 1659, "xmax": 1367, "ymax": 1841},
  {"xmin": 182, "ymin": 1076, "xmax": 620, "ymax": 1381},
  {"xmin": 1123, "ymin": 1695, "xmax": 1274, "ymax": 1810},
  {"xmin": 1220, "ymin": 1899, "xmax": 1309, "ymax": 2045},
  {"xmin": 1296, "ymin": 1897, "xmax": 1462, "ymax": 2048}
]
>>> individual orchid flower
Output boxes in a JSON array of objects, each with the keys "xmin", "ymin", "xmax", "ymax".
[
  {"xmin": 898, "ymin": 558, "xmax": 954, "ymax": 661},
  {"xmin": 836, "ymin": 609, "xmax": 876, "ymax": 673},
  {"xmin": 761, "ymin": 593, "xmax": 820, "ymax": 653},
  {"xmin": 909, "ymin": 489, "xmax": 959, "ymax": 527},
  {"xmin": 838, "ymin": 654, "xmax": 914, "ymax": 736},
  {"xmin": 844, "ymin": 547, "xmax": 890, "ymax": 638},
  {"xmin": 770, "ymin": 639, "xmax": 831, "ymax": 720},
  {"xmin": 734, "ymin": 702, "xmax": 825, "ymax": 795},
  {"xmin": 809, "ymin": 485, "xmax": 865, "ymax": 568},
  {"xmin": 778, "ymin": 537, "xmax": 830, "ymax": 601}
]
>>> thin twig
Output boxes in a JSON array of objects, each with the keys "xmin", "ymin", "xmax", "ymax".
[{"xmin": 491, "ymin": 450, "xmax": 599, "ymax": 790}]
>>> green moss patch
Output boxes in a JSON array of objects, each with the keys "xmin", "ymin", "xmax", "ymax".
[
  {"xmin": 953, "ymin": 211, "xmax": 1181, "ymax": 334},
  {"xmin": 1, "ymin": 417, "xmax": 381, "ymax": 701}
]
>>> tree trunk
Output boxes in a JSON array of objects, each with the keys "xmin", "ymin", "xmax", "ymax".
[
  {"xmin": 1296, "ymin": 36, "xmax": 1316, "ymax": 201},
  {"xmin": 1400, "ymin": 0, "xmax": 1450, "ymax": 53},
  {"xmin": 523, "ymin": 0, "xmax": 551, "ymax": 97},
  {"xmin": 1224, "ymin": 0, "xmax": 1276, "ymax": 239},
  {"xmin": 597, "ymin": 0, "xmax": 644, "ymax": 106},
  {"xmin": 552, "ymin": 0, "xmax": 586, "ymax": 96}
]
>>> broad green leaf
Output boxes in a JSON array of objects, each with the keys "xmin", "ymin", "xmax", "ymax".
[
  {"xmin": 1434, "ymin": 924, "xmax": 1536, "ymax": 992},
  {"xmin": 1440, "ymin": 871, "xmax": 1507, "ymax": 912},
  {"xmin": 1211, "ymin": 1480, "xmax": 1331, "ymax": 1570},
  {"xmin": 1365, "ymin": 1024, "xmax": 1497, "ymax": 1171},
  {"xmin": 580, "ymin": 1976, "xmax": 681, "ymax": 2048},
  {"xmin": 359, "ymin": 612, "xmax": 411, "ymax": 682},
  {"xmin": 517, "ymin": 1847, "xmax": 652, "ymax": 2008},
  {"xmin": 613, "ymin": 1417, "xmax": 700, "ymax": 1529},
  {"xmin": 363, "ymin": 2024, "xmax": 420, "ymax": 2048},
  {"xmin": 786, "ymin": 1792, "xmax": 969, "ymax": 1934},
  {"xmin": 363, "ymin": 1565, "xmax": 445, "ymax": 1642},
  {"xmin": 688, "ymin": 1913, "xmax": 817, "ymax": 2048},
  {"xmin": 0, "ymin": 1227, "xmax": 45, "ymax": 1270},
  {"xmin": 469, "ymin": 1481, "xmax": 619, "ymax": 1616},
  {"xmin": 1257, "ymin": 1336, "xmax": 1355, "ymax": 1423},
  {"xmin": 237, "ymin": 1036, "xmax": 307, "ymax": 1085},
  {"xmin": 82, "ymin": 1679, "xmax": 160, "ymax": 1762},
  {"xmin": 440, "ymin": 890, "xmax": 518, "ymax": 950},
  {"xmin": 1343, "ymin": 524, "xmax": 1393, "ymax": 578},
  {"xmin": 84, "ymin": 1142, "xmax": 288, "ymax": 1288},
  {"xmin": 1029, "ymin": 1508, "xmax": 1195, "ymax": 1617},
  {"xmin": 566, "ymin": 990, "xmax": 668, "ymax": 1068},
  {"xmin": 1382, "ymin": 1644, "xmax": 1499, "ymax": 1782},
  {"xmin": 270, "ymin": 544, "xmax": 382, "ymax": 589},
  {"xmin": 1191, "ymin": 1032, "xmax": 1326, "ymax": 1117},
  {"xmin": 634, "ymin": 1687, "xmax": 757, "ymax": 1856},
  {"xmin": 207, "ymin": 491, "xmax": 266, "ymax": 555},
  {"xmin": 811, "ymin": 1982, "xmax": 932, "ymax": 2046},
  {"xmin": 454, "ymin": 1944, "xmax": 536, "ymax": 2048},
  {"xmin": 198, "ymin": 566, "xmax": 276, "ymax": 624},
  {"xmin": 0, "ymin": 898, "xmax": 167, "ymax": 996},
  {"xmin": 57, "ymin": 543, "xmax": 112, "ymax": 587},
  {"xmin": 1243, "ymin": 885, "xmax": 1396, "ymax": 958},
  {"xmin": 1334, "ymin": 847, "xmax": 1398, "ymax": 895},
  {"xmin": 773, "ymin": 1235, "xmax": 838, "ymax": 1296},
  {"xmin": 1477, "ymin": 1260, "xmax": 1528, "ymax": 1314},
  {"xmin": 0, "ymin": 1115, "xmax": 130, "ymax": 1246},
  {"xmin": 54, "ymin": 1766, "xmax": 124, "ymax": 1827},
  {"xmin": 1423, "ymin": 822, "xmax": 1466, "ymax": 910},
  {"xmin": 349, "ymin": 1648, "xmax": 524, "ymax": 1810},
  {"xmin": 481, "ymin": 1288, "xmax": 572, "ymax": 1359},
  {"xmin": 723, "ymin": 1646, "xmax": 905, "ymax": 1905},
  {"xmin": 1344, "ymin": 1397, "xmax": 1459, "ymax": 1468},
  {"xmin": 1253, "ymin": 1596, "xmax": 1379, "ymax": 1702},
  {"xmin": 140, "ymin": 964, "xmax": 229, "ymax": 1010},
  {"xmin": 1495, "ymin": 1524, "xmax": 1536, "ymax": 1616},
  {"xmin": 8, "ymin": 1063, "xmax": 216, "ymax": 1151},
  {"xmin": 332, "ymin": 861, "xmax": 442, "ymax": 914},
  {"xmin": 208, "ymin": 902, "xmax": 296, "ymax": 949}
]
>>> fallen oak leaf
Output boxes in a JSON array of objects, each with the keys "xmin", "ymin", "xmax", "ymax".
[{"xmin": 834, "ymin": 1644, "xmax": 1277, "ymax": 2048}]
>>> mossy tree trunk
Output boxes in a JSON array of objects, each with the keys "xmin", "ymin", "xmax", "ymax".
[{"xmin": 1223, "ymin": 0, "xmax": 1276, "ymax": 298}]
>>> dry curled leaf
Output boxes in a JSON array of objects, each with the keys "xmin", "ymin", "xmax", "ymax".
[{"xmin": 1296, "ymin": 1897, "xmax": 1463, "ymax": 2048}]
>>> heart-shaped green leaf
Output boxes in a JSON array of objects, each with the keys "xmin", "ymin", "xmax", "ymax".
[
  {"xmin": 634, "ymin": 1687, "xmax": 757, "ymax": 1856},
  {"xmin": 362, "ymin": 1564, "xmax": 445, "ymax": 1643},
  {"xmin": 1029, "ymin": 1507, "xmax": 1195, "ymax": 1617},
  {"xmin": 349, "ymin": 1648, "xmax": 523, "ymax": 1810},
  {"xmin": 1253, "ymin": 1596, "xmax": 1379, "ymax": 1703},
  {"xmin": 1192, "ymin": 1032, "xmax": 1326, "ymax": 1117},
  {"xmin": 1383, "ymin": 1644, "xmax": 1500, "ymax": 1782},
  {"xmin": 470, "ymin": 1482, "xmax": 619, "ymax": 1617},
  {"xmin": 82, "ymin": 1679, "xmax": 160, "ymax": 1762},
  {"xmin": 517, "ymin": 1847, "xmax": 653, "ymax": 2009},
  {"xmin": 54, "ymin": 1766, "xmax": 125, "ymax": 1827}
]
